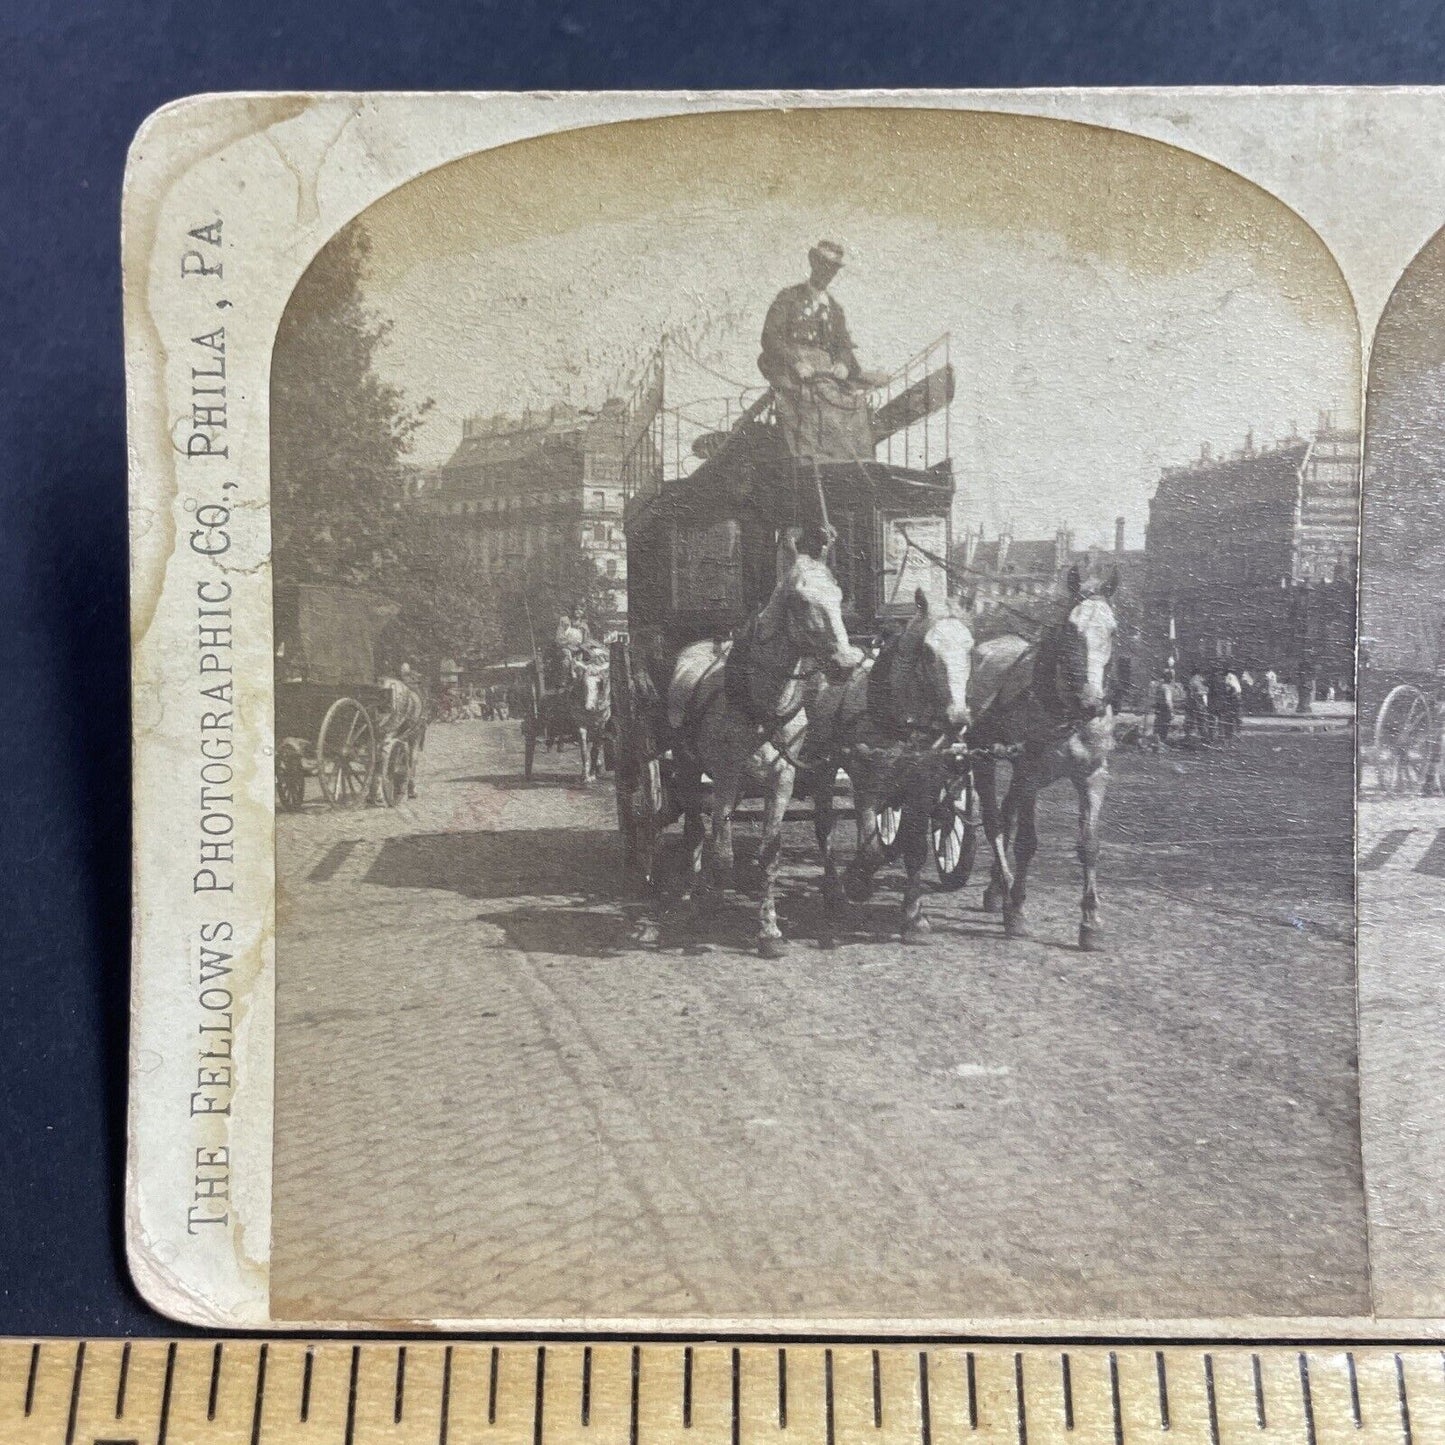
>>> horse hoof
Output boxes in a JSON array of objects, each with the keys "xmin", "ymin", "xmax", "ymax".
[
  {"xmin": 981, "ymin": 887, "xmax": 1004, "ymax": 914},
  {"xmin": 1003, "ymin": 912, "xmax": 1030, "ymax": 940},
  {"xmin": 900, "ymin": 922, "xmax": 930, "ymax": 945},
  {"xmin": 758, "ymin": 935, "xmax": 788, "ymax": 960},
  {"xmin": 1078, "ymin": 923, "xmax": 1105, "ymax": 952},
  {"xmin": 843, "ymin": 871, "xmax": 877, "ymax": 905}
]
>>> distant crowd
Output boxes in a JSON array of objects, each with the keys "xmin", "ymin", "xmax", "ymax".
[{"xmin": 1144, "ymin": 665, "xmax": 1352, "ymax": 747}]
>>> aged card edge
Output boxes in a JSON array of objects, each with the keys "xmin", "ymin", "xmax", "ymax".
[{"xmin": 121, "ymin": 85, "xmax": 1439, "ymax": 1331}]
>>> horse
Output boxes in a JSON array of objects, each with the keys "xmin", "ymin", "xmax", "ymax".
[
  {"xmin": 667, "ymin": 535, "xmax": 865, "ymax": 958},
  {"xmin": 804, "ymin": 590, "xmax": 974, "ymax": 942},
  {"xmin": 567, "ymin": 644, "xmax": 613, "ymax": 783},
  {"xmin": 968, "ymin": 566, "xmax": 1119, "ymax": 951}
]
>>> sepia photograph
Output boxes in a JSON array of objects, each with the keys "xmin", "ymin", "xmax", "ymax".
[
  {"xmin": 260, "ymin": 108, "xmax": 1364, "ymax": 1326},
  {"xmin": 1357, "ymin": 219, "xmax": 1445, "ymax": 1317}
]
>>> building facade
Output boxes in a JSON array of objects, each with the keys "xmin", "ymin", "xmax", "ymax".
[
  {"xmin": 413, "ymin": 401, "xmax": 630, "ymax": 632},
  {"xmin": 1143, "ymin": 413, "xmax": 1359, "ymax": 695}
]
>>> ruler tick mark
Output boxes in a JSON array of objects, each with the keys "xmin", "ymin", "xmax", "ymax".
[
  {"xmin": 345, "ymin": 1346, "xmax": 360, "ymax": 1445},
  {"xmin": 1013, "ymin": 1354, "xmax": 1026, "ymax": 1445},
  {"xmin": 116, "ymin": 1339, "xmax": 131, "ymax": 1418},
  {"xmin": 778, "ymin": 1348, "xmax": 787, "ymax": 1430},
  {"xmin": 732, "ymin": 1349, "xmax": 741, "ymax": 1445},
  {"xmin": 919, "ymin": 1352, "xmax": 932, "ymax": 1445},
  {"xmin": 1251, "ymin": 1353, "xmax": 1266, "ymax": 1430},
  {"xmin": 489, "ymin": 1346, "xmax": 500, "ymax": 1424},
  {"xmin": 1347, "ymin": 1351, "xmax": 1361, "ymax": 1429},
  {"xmin": 1203, "ymin": 1355, "xmax": 1219, "ymax": 1445},
  {"xmin": 439, "ymin": 1345, "xmax": 453, "ymax": 1445},
  {"xmin": 872, "ymin": 1348, "xmax": 881, "ymax": 1429},
  {"xmin": 1156, "ymin": 1351, "xmax": 1169, "ymax": 1431},
  {"xmin": 301, "ymin": 1348, "xmax": 314, "ymax": 1422},
  {"xmin": 251, "ymin": 1344, "xmax": 268, "ymax": 1445},
  {"xmin": 630, "ymin": 1346, "xmax": 640, "ymax": 1445},
  {"xmin": 1061, "ymin": 1354, "xmax": 1073, "ymax": 1432},
  {"xmin": 24, "ymin": 1342, "xmax": 38, "ymax": 1416},
  {"xmin": 1108, "ymin": 1352, "xmax": 1122, "ymax": 1445},
  {"xmin": 395, "ymin": 1345, "xmax": 407, "ymax": 1424},
  {"xmin": 683, "ymin": 1347, "xmax": 693, "ymax": 1429},
  {"xmin": 1299, "ymin": 1353, "xmax": 1316, "ymax": 1445},
  {"xmin": 64, "ymin": 1341, "xmax": 84, "ymax": 1445},
  {"xmin": 966, "ymin": 1352, "xmax": 978, "ymax": 1430},
  {"xmin": 208, "ymin": 1342, "xmax": 223, "ymax": 1420},
  {"xmin": 824, "ymin": 1349, "xmax": 835, "ymax": 1445},
  {"xmin": 581, "ymin": 1346, "xmax": 592, "ymax": 1427},
  {"xmin": 1396, "ymin": 1353, "xmax": 1413, "ymax": 1445},
  {"xmin": 157, "ymin": 1342, "xmax": 177, "ymax": 1445},
  {"xmin": 535, "ymin": 1346, "xmax": 547, "ymax": 1445}
]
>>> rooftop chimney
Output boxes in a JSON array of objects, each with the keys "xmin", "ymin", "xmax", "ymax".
[
  {"xmin": 1200, "ymin": 441, "xmax": 1212, "ymax": 464},
  {"xmin": 1115, "ymin": 516, "xmax": 1126, "ymax": 554}
]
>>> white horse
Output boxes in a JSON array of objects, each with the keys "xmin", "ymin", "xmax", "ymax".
[
  {"xmin": 667, "ymin": 536, "xmax": 864, "ymax": 957},
  {"xmin": 805, "ymin": 591, "xmax": 974, "ymax": 941},
  {"xmin": 969, "ymin": 567, "xmax": 1119, "ymax": 951}
]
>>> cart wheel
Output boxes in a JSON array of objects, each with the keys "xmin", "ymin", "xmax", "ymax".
[
  {"xmin": 877, "ymin": 803, "xmax": 902, "ymax": 861},
  {"xmin": 611, "ymin": 639, "xmax": 665, "ymax": 895},
  {"xmin": 1373, "ymin": 684, "xmax": 1434, "ymax": 794},
  {"xmin": 275, "ymin": 740, "xmax": 306, "ymax": 812},
  {"xmin": 617, "ymin": 757, "xmax": 665, "ymax": 896},
  {"xmin": 378, "ymin": 738, "xmax": 412, "ymax": 807},
  {"xmin": 930, "ymin": 777, "xmax": 977, "ymax": 890},
  {"xmin": 317, "ymin": 697, "xmax": 377, "ymax": 807}
]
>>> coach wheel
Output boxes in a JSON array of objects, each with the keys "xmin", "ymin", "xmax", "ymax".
[
  {"xmin": 1374, "ymin": 684, "xmax": 1433, "ymax": 795},
  {"xmin": 931, "ymin": 777, "xmax": 978, "ymax": 890},
  {"xmin": 317, "ymin": 698, "xmax": 376, "ymax": 807},
  {"xmin": 378, "ymin": 738, "xmax": 412, "ymax": 808},
  {"xmin": 275, "ymin": 740, "xmax": 306, "ymax": 812}
]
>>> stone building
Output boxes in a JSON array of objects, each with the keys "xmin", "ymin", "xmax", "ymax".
[
  {"xmin": 953, "ymin": 519, "xmax": 1146, "ymax": 625},
  {"xmin": 1143, "ymin": 413, "xmax": 1359, "ymax": 694},
  {"xmin": 413, "ymin": 400, "xmax": 630, "ymax": 632}
]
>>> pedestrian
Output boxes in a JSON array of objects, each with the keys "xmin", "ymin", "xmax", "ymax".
[
  {"xmin": 1186, "ymin": 671, "xmax": 1212, "ymax": 744},
  {"xmin": 1151, "ymin": 668, "xmax": 1176, "ymax": 748},
  {"xmin": 1221, "ymin": 669, "xmax": 1243, "ymax": 742}
]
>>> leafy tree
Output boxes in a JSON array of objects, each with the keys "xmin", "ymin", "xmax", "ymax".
[
  {"xmin": 271, "ymin": 225, "xmax": 432, "ymax": 589},
  {"xmin": 496, "ymin": 547, "xmax": 615, "ymax": 657}
]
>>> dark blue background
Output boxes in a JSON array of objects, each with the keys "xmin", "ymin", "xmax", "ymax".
[{"xmin": 0, "ymin": 0, "xmax": 1438, "ymax": 1337}]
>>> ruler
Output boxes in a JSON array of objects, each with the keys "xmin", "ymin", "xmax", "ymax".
[{"xmin": 3, "ymin": 1340, "xmax": 1442, "ymax": 1445}]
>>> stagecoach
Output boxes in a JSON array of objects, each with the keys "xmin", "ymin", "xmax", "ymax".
[
  {"xmin": 609, "ymin": 337, "xmax": 979, "ymax": 894},
  {"xmin": 273, "ymin": 583, "xmax": 418, "ymax": 811}
]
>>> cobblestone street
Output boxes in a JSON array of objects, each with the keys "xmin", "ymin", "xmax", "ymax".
[{"xmin": 271, "ymin": 718, "xmax": 1364, "ymax": 1327}]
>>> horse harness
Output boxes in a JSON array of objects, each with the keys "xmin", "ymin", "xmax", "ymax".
[{"xmin": 676, "ymin": 615, "xmax": 825, "ymax": 770}]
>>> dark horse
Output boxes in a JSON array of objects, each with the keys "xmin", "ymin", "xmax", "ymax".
[{"xmin": 969, "ymin": 567, "xmax": 1120, "ymax": 951}]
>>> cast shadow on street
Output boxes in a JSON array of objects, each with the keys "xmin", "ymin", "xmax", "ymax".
[{"xmin": 364, "ymin": 827, "xmax": 619, "ymax": 901}]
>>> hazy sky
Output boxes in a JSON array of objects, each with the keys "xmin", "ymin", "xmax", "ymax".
[{"xmin": 329, "ymin": 108, "xmax": 1359, "ymax": 550}]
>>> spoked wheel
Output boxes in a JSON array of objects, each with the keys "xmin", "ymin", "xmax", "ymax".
[
  {"xmin": 1373, "ymin": 684, "xmax": 1435, "ymax": 794},
  {"xmin": 377, "ymin": 738, "xmax": 412, "ymax": 807},
  {"xmin": 617, "ymin": 757, "xmax": 665, "ymax": 896},
  {"xmin": 275, "ymin": 740, "xmax": 306, "ymax": 812},
  {"xmin": 317, "ymin": 697, "xmax": 377, "ymax": 807},
  {"xmin": 611, "ymin": 639, "xmax": 665, "ymax": 896},
  {"xmin": 877, "ymin": 803, "xmax": 902, "ymax": 862},
  {"xmin": 930, "ymin": 775, "xmax": 978, "ymax": 890}
]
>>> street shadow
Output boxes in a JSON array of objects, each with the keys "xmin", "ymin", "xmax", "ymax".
[
  {"xmin": 481, "ymin": 906, "xmax": 645, "ymax": 958},
  {"xmin": 450, "ymin": 772, "xmax": 607, "ymax": 791},
  {"xmin": 364, "ymin": 828, "xmax": 618, "ymax": 901}
]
